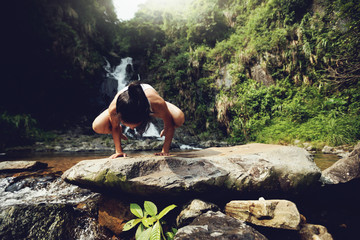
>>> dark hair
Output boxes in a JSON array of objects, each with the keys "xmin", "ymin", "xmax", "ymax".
[{"xmin": 116, "ymin": 81, "xmax": 152, "ymax": 134}]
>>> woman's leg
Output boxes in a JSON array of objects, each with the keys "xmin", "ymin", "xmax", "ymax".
[
  {"xmin": 165, "ymin": 102, "xmax": 185, "ymax": 128},
  {"xmin": 92, "ymin": 109, "xmax": 112, "ymax": 134}
]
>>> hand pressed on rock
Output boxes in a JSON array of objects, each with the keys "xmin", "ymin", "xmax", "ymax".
[
  {"xmin": 109, "ymin": 152, "xmax": 127, "ymax": 158},
  {"xmin": 154, "ymin": 152, "xmax": 170, "ymax": 156}
]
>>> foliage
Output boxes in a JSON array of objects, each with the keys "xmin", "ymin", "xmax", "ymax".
[
  {"xmin": 0, "ymin": 112, "xmax": 56, "ymax": 150},
  {"xmin": 123, "ymin": 201, "xmax": 177, "ymax": 240}
]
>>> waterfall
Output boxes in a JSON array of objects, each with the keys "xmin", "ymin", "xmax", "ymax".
[
  {"xmin": 113, "ymin": 57, "xmax": 134, "ymax": 92},
  {"xmin": 142, "ymin": 123, "xmax": 161, "ymax": 138},
  {"xmin": 103, "ymin": 57, "xmax": 160, "ymax": 138}
]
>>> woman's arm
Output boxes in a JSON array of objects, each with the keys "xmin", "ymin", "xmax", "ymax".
[
  {"xmin": 108, "ymin": 101, "xmax": 128, "ymax": 158},
  {"xmin": 145, "ymin": 89, "xmax": 176, "ymax": 155},
  {"xmin": 157, "ymin": 101, "xmax": 175, "ymax": 155}
]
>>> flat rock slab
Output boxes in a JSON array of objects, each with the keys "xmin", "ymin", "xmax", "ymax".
[
  {"xmin": 62, "ymin": 144, "xmax": 321, "ymax": 196},
  {"xmin": 0, "ymin": 161, "xmax": 48, "ymax": 173}
]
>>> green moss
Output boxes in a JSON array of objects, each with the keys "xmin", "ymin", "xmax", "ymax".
[
  {"xmin": 104, "ymin": 171, "xmax": 127, "ymax": 187},
  {"xmin": 92, "ymin": 169, "xmax": 107, "ymax": 184}
]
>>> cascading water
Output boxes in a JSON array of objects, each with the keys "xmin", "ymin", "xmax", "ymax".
[
  {"xmin": 103, "ymin": 57, "xmax": 160, "ymax": 138},
  {"xmin": 0, "ymin": 176, "xmax": 97, "ymax": 207},
  {"xmin": 112, "ymin": 57, "xmax": 134, "ymax": 92},
  {"xmin": 0, "ymin": 175, "xmax": 102, "ymax": 239}
]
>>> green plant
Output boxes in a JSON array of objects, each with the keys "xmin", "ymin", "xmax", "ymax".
[{"xmin": 123, "ymin": 201, "xmax": 177, "ymax": 240}]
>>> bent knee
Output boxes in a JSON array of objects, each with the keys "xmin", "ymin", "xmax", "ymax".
[
  {"xmin": 174, "ymin": 112, "xmax": 185, "ymax": 128},
  {"xmin": 92, "ymin": 121, "xmax": 111, "ymax": 134},
  {"xmin": 92, "ymin": 122, "xmax": 102, "ymax": 134}
]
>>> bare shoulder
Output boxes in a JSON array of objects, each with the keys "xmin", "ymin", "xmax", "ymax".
[
  {"xmin": 144, "ymin": 88, "xmax": 168, "ymax": 117},
  {"xmin": 144, "ymin": 88, "xmax": 163, "ymax": 104},
  {"xmin": 108, "ymin": 95, "xmax": 120, "ymax": 125}
]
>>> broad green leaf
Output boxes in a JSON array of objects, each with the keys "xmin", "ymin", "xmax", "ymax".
[
  {"xmin": 137, "ymin": 227, "xmax": 152, "ymax": 240},
  {"xmin": 150, "ymin": 221, "xmax": 161, "ymax": 240},
  {"xmin": 144, "ymin": 201, "xmax": 158, "ymax": 216},
  {"xmin": 130, "ymin": 203, "xmax": 144, "ymax": 218},
  {"xmin": 157, "ymin": 204, "xmax": 176, "ymax": 220},
  {"xmin": 135, "ymin": 223, "xmax": 145, "ymax": 239},
  {"xmin": 171, "ymin": 228, "xmax": 178, "ymax": 234},
  {"xmin": 165, "ymin": 232, "xmax": 174, "ymax": 240},
  {"xmin": 142, "ymin": 216, "xmax": 156, "ymax": 228},
  {"xmin": 123, "ymin": 219, "xmax": 142, "ymax": 231}
]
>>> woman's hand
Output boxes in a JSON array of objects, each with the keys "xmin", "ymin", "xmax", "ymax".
[
  {"xmin": 109, "ymin": 152, "xmax": 127, "ymax": 158},
  {"xmin": 154, "ymin": 152, "xmax": 170, "ymax": 156}
]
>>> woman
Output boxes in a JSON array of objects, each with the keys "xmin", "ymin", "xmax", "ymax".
[{"xmin": 92, "ymin": 81, "xmax": 185, "ymax": 158}]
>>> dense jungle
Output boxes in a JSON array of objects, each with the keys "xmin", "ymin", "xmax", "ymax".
[{"xmin": 1, "ymin": 0, "xmax": 359, "ymax": 151}]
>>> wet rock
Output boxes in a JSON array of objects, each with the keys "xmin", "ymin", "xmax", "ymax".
[
  {"xmin": 0, "ymin": 161, "xmax": 47, "ymax": 173},
  {"xmin": 225, "ymin": 199, "xmax": 301, "ymax": 230},
  {"xmin": 62, "ymin": 144, "xmax": 321, "ymax": 197},
  {"xmin": 176, "ymin": 199, "xmax": 220, "ymax": 227},
  {"xmin": 0, "ymin": 204, "xmax": 76, "ymax": 240},
  {"xmin": 97, "ymin": 196, "xmax": 134, "ymax": 235},
  {"xmin": 321, "ymin": 143, "xmax": 360, "ymax": 184},
  {"xmin": 123, "ymin": 138, "xmax": 164, "ymax": 151},
  {"xmin": 5, "ymin": 175, "xmax": 55, "ymax": 192},
  {"xmin": 299, "ymin": 224, "xmax": 333, "ymax": 240},
  {"xmin": 174, "ymin": 211, "xmax": 267, "ymax": 240},
  {"xmin": 322, "ymin": 146, "xmax": 334, "ymax": 154}
]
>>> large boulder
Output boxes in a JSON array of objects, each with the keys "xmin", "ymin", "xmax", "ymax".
[
  {"xmin": 0, "ymin": 204, "xmax": 76, "ymax": 239},
  {"xmin": 321, "ymin": 143, "xmax": 360, "ymax": 184},
  {"xmin": 62, "ymin": 144, "xmax": 321, "ymax": 197}
]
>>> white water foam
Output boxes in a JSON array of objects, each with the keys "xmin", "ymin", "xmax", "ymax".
[
  {"xmin": 0, "ymin": 177, "xmax": 97, "ymax": 208},
  {"xmin": 142, "ymin": 123, "xmax": 160, "ymax": 137},
  {"xmin": 180, "ymin": 144, "xmax": 202, "ymax": 150}
]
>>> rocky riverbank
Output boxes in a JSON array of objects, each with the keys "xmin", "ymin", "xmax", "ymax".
[
  {"xmin": 3, "ymin": 126, "xmax": 230, "ymax": 154},
  {"xmin": 1, "ymin": 137, "xmax": 359, "ymax": 239}
]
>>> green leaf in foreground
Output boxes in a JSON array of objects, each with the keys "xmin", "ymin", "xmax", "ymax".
[
  {"xmin": 130, "ymin": 203, "xmax": 144, "ymax": 218},
  {"xmin": 138, "ymin": 227, "xmax": 152, "ymax": 240},
  {"xmin": 123, "ymin": 218, "xmax": 142, "ymax": 231},
  {"xmin": 144, "ymin": 201, "xmax": 158, "ymax": 216},
  {"xmin": 157, "ymin": 204, "xmax": 177, "ymax": 220},
  {"xmin": 150, "ymin": 221, "xmax": 161, "ymax": 240}
]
